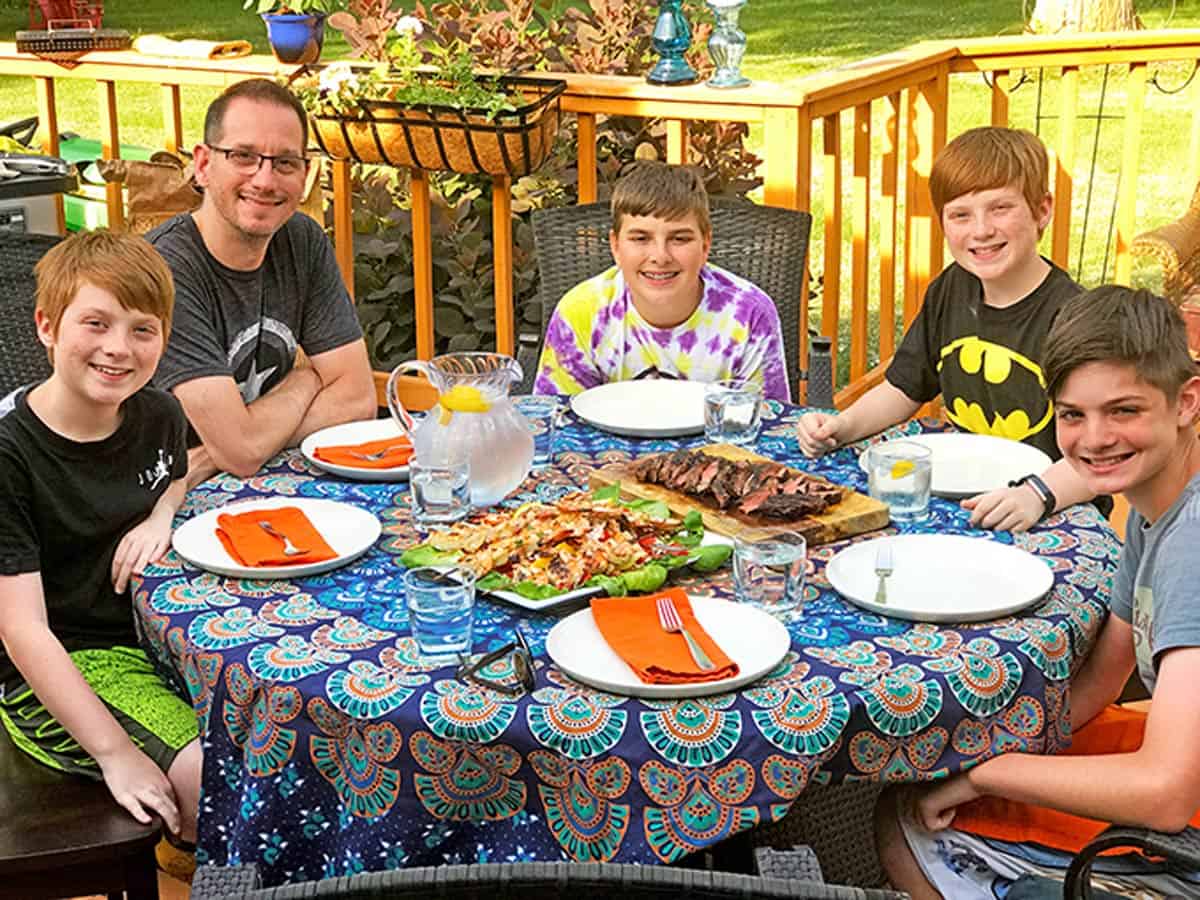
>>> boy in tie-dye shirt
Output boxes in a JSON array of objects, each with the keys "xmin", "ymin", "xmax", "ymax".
[{"xmin": 533, "ymin": 161, "xmax": 790, "ymax": 402}]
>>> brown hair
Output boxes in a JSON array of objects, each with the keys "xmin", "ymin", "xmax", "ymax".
[
  {"xmin": 930, "ymin": 127, "xmax": 1050, "ymax": 221},
  {"xmin": 611, "ymin": 161, "xmax": 711, "ymax": 238},
  {"xmin": 1043, "ymin": 285, "xmax": 1196, "ymax": 401},
  {"xmin": 35, "ymin": 230, "xmax": 175, "ymax": 348},
  {"xmin": 204, "ymin": 78, "xmax": 308, "ymax": 151}
]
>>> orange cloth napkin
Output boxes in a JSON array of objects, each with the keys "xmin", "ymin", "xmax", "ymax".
[
  {"xmin": 953, "ymin": 703, "xmax": 1200, "ymax": 852},
  {"xmin": 215, "ymin": 507, "xmax": 337, "ymax": 568},
  {"xmin": 313, "ymin": 436, "xmax": 413, "ymax": 469},
  {"xmin": 590, "ymin": 587, "xmax": 739, "ymax": 684}
]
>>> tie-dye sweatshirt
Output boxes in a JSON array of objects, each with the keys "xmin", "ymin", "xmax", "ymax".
[{"xmin": 533, "ymin": 264, "xmax": 790, "ymax": 401}]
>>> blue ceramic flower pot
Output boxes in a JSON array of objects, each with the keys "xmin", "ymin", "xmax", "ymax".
[{"xmin": 261, "ymin": 12, "xmax": 326, "ymax": 65}]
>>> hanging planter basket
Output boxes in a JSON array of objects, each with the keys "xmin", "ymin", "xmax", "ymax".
[{"xmin": 308, "ymin": 71, "xmax": 566, "ymax": 177}]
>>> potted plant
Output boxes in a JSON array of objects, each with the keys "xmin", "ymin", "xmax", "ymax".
[
  {"xmin": 289, "ymin": 11, "xmax": 565, "ymax": 177},
  {"xmin": 247, "ymin": 0, "xmax": 339, "ymax": 65}
]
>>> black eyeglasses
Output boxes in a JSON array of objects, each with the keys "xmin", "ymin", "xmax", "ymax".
[
  {"xmin": 455, "ymin": 629, "xmax": 535, "ymax": 697},
  {"xmin": 206, "ymin": 145, "xmax": 308, "ymax": 177}
]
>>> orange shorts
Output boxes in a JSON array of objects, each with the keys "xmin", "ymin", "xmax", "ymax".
[{"xmin": 954, "ymin": 704, "xmax": 1200, "ymax": 853}]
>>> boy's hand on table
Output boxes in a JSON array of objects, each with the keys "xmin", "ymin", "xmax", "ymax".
[
  {"xmin": 906, "ymin": 774, "xmax": 982, "ymax": 832},
  {"xmin": 962, "ymin": 485, "xmax": 1043, "ymax": 533},
  {"xmin": 112, "ymin": 511, "xmax": 173, "ymax": 593},
  {"xmin": 96, "ymin": 743, "xmax": 181, "ymax": 836},
  {"xmin": 796, "ymin": 412, "xmax": 843, "ymax": 457}
]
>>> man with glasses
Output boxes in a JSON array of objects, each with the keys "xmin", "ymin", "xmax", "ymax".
[{"xmin": 148, "ymin": 79, "xmax": 375, "ymax": 487}]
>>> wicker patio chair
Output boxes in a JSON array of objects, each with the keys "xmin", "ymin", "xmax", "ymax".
[
  {"xmin": 523, "ymin": 199, "xmax": 813, "ymax": 399},
  {"xmin": 0, "ymin": 233, "xmax": 59, "ymax": 399},
  {"xmin": 1064, "ymin": 824, "xmax": 1200, "ymax": 899},
  {"xmin": 1132, "ymin": 178, "xmax": 1200, "ymax": 305},
  {"xmin": 190, "ymin": 857, "xmax": 910, "ymax": 899}
]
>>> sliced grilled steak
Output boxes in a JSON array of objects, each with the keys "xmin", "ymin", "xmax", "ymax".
[{"xmin": 755, "ymin": 492, "xmax": 831, "ymax": 518}]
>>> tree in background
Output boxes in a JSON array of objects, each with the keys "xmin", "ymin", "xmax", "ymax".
[{"xmin": 1027, "ymin": 0, "xmax": 1139, "ymax": 33}]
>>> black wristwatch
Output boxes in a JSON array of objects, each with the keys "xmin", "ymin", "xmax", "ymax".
[{"xmin": 1009, "ymin": 473, "xmax": 1056, "ymax": 518}]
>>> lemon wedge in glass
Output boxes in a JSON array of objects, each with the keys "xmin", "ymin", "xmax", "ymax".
[
  {"xmin": 889, "ymin": 459, "xmax": 915, "ymax": 479},
  {"xmin": 438, "ymin": 385, "xmax": 491, "ymax": 425}
]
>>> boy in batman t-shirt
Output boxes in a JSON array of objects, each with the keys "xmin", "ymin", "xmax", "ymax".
[{"xmin": 796, "ymin": 126, "xmax": 1095, "ymax": 532}]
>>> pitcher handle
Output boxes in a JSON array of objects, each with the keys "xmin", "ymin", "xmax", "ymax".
[{"xmin": 386, "ymin": 364, "xmax": 420, "ymax": 435}]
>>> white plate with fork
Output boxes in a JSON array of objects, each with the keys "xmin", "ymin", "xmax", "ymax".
[
  {"xmin": 301, "ymin": 418, "xmax": 411, "ymax": 482},
  {"xmin": 826, "ymin": 534, "xmax": 1054, "ymax": 623},
  {"xmin": 545, "ymin": 595, "xmax": 790, "ymax": 698},
  {"xmin": 171, "ymin": 497, "xmax": 381, "ymax": 580}
]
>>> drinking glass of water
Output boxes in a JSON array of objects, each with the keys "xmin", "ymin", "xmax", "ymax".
[
  {"xmin": 704, "ymin": 379, "xmax": 763, "ymax": 446},
  {"xmin": 404, "ymin": 566, "xmax": 475, "ymax": 665},
  {"xmin": 866, "ymin": 441, "xmax": 932, "ymax": 522},
  {"xmin": 732, "ymin": 532, "xmax": 807, "ymax": 616},
  {"xmin": 512, "ymin": 394, "xmax": 562, "ymax": 468},
  {"xmin": 410, "ymin": 456, "xmax": 471, "ymax": 529}
]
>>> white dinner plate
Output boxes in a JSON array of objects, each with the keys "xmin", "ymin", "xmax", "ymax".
[
  {"xmin": 172, "ymin": 497, "xmax": 382, "ymax": 580},
  {"xmin": 482, "ymin": 533, "xmax": 734, "ymax": 613},
  {"xmin": 301, "ymin": 418, "xmax": 411, "ymax": 482},
  {"xmin": 826, "ymin": 534, "xmax": 1054, "ymax": 623},
  {"xmin": 571, "ymin": 380, "xmax": 707, "ymax": 438},
  {"xmin": 858, "ymin": 433, "xmax": 1053, "ymax": 499},
  {"xmin": 545, "ymin": 594, "xmax": 791, "ymax": 698}
]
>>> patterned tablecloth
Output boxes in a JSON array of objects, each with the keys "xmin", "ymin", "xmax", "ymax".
[{"xmin": 133, "ymin": 403, "xmax": 1118, "ymax": 886}]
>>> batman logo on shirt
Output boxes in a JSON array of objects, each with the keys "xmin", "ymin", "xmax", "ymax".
[{"xmin": 936, "ymin": 336, "xmax": 1053, "ymax": 442}]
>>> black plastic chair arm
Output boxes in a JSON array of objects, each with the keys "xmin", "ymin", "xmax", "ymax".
[{"xmin": 1064, "ymin": 824, "xmax": 1200, "ymax": 899}]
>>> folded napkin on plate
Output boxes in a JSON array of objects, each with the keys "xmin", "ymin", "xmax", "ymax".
[
  {"xmin": 216, "ymin": 507, "xmax": 337, "ymax": 567},
  {"xmin": 313, "ymin": 436, "xmax": 413, "ymax": 469},
  {"xmin": 133, "ymin": 35, "xmax": 253, "ymax": 60},
  {"xmin": 590, "ymin": 587, "xmax": 739, "ymax": 684}
]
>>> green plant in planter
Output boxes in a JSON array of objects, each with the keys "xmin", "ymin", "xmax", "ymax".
[{"xmin": 244, "ymin": 0, "xmax": 339, "ymax": 14}]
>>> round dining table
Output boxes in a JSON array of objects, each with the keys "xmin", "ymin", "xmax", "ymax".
[{"xmin": 133, "ymin": 401, "xmax": 1119, "ymax": 887}]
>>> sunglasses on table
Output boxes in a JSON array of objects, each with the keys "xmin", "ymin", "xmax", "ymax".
[{"xmin": 455, "ymin": 628, "xmax": 535, "ymax": 697}]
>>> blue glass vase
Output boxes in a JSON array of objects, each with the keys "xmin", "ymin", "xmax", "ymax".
[
  {"xmin": 706, "ymin": 0, "xmax": 750, "ymax": 89},
  {"xmin": 647, "ymin": 0, "xmax": 698, "ymax": 86}
]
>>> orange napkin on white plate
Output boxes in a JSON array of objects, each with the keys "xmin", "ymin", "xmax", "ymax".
[
  {"xmin": 215, "ymin": 507, "xmax": 336, "ymax": 568},
  {"xmin": 313, "ymin": 435, "xmax": 413, "ymax": 469},
  {"xmin": 589, "ymin": 587, "xmax": 739, "ymax": 684}
]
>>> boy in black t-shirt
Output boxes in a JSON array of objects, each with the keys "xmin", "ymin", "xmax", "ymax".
[
  {"xmin": 0, "ymin": 231, "xmax": 200, "ymax": 842},
  {"xmin": 796, "ymin": 127, "xmax": 1095, "ymax": 532}
]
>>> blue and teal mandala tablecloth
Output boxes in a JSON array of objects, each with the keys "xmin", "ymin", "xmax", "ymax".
[{"xmin": 133, "ymin": 404, "xmax": 1119, "ymax": 887}]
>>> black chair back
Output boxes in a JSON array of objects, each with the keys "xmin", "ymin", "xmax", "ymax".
[{"xmin": 0, "ymin": 233, "xmax": 60, "ymax": 399}]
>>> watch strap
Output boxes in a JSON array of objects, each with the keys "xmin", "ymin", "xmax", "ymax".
[{"xmin": 1008, "ymin": 473, "xmax": 1056, "ymax": 517}]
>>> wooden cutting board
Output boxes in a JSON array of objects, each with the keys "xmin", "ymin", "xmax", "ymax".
[{"xmin": 589, "ymin": 443, "xmax": 889, "ymax": 545}]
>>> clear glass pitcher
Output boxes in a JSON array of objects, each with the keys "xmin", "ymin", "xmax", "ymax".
[{"xmin": 387, "ymin": 352, "xmax": 534, "ymax": 507}]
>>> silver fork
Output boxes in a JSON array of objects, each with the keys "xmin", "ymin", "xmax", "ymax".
[
  {"xmin": 655, "ymin": 596, "xmax": 716, "ymax": 671},
  {"xmin": 874, "ymin": 543, "xmax": 893, "ymax": 606},
  {"xmin": 257, "ymin": 520, "xmax": 307, "ymax": 556},
  {"xmin": 348, "ymin": 447, "xmax": 405, "ymax": 462}
]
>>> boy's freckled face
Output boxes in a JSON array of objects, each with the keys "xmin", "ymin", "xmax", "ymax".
[
  {"xmin": 609, "ymin": 212, "xmax": 711, "ymax": 328},
  {"xmin": 941, "ymin": 184, "xmax": 1051, "ymax": 286},
  {"xmin": 1054, "ymin": 361, "xmax": 1185, "ymax": 497},
  {"xmin": 36, "ymin": 283, "xmax": 165, "ymax": 410}
]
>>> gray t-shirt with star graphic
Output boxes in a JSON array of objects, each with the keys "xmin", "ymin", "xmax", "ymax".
[
  {"xmin": 1111, "ymin": 472, "xmax": 1200, "ymax": 695},
  {"xmin": 148, "ymin": 212, "xmax": 362, "ymax": 438}
]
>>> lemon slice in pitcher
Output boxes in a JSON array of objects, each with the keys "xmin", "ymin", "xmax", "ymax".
[
  {"xmin": 889, "ymin": 459, "xmax": 915, "ymax": 479},
  {"xmin": 438, "ymin": 385, "xmax": 492, "ymax": 425}
]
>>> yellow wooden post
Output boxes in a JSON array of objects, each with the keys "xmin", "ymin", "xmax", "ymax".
[
  {"xmin": 822, "ymin": 112, "xmax": 842, "ymax": 377},
  {"xmin": 577, "ymin": 113, "xmax": 598, "ymax": 204},
  {"xmin": 903, "ymin": 70, "xmax": 947, "ymax": 326},
  {"xmin": 879, "ymin": 91, "xmax": 901, "ymax": 360},
  {"xmin": 331, "ymin": 158, "xmax": 354, "ymax": 299},
  {"xmin": 1051, "ymin": 66, "xmax": 1078, "ymax": 269},
  {"xmin": 990, "ymin": 70, "xmax": 1009, "ymax": 126},
  {"xmin": 34, "ymin": 76, "xmax": 64, "ymax": 235},
  {"xmin": 98, "ymin": 80, "xmax": 124, "ymax": 232},
  {"xmin": 665, "ymin": 119, "xmax": 688, "ymax": 164},
  {"xmin": 1114, "ymin": 62, "xmax": 1146, "ymax": 284},
  {"xmin": 161, "ymin": 83, "xmax": 184, "ymax": 155},
  {"xmin": 492, "ymin": 175, "xmax": 515, "ymax": 357},
  {"xmin": 411, "ymin": 168, "xmax": 435, "ymax": 360},
  {"xmin": 850, "ymin": 102, "xmax": 871, "ymax": 383}
]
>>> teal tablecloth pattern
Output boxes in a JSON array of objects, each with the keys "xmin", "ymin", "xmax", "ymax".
[{"xmin": 133, "ymin": 403, "xmax": 1118, "ymax": 886}]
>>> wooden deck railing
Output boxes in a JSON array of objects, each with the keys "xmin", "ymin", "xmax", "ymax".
[{"xmin": 1, "ymin": 29, "xmax": 1197, "ymax": 408}]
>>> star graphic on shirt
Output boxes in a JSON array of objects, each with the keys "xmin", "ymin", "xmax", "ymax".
[{"xmin": 237, "ymin": 359, "xmax": 277, "ymax": 403}]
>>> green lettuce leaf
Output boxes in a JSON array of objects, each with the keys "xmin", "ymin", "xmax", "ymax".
[
  {"xmin": 688, "ymin": 543, "xmax": 733, "ymax": 573},
  {"xmin": 400, "ymin": 544, "xmax": 460, "ymax": 568}
]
